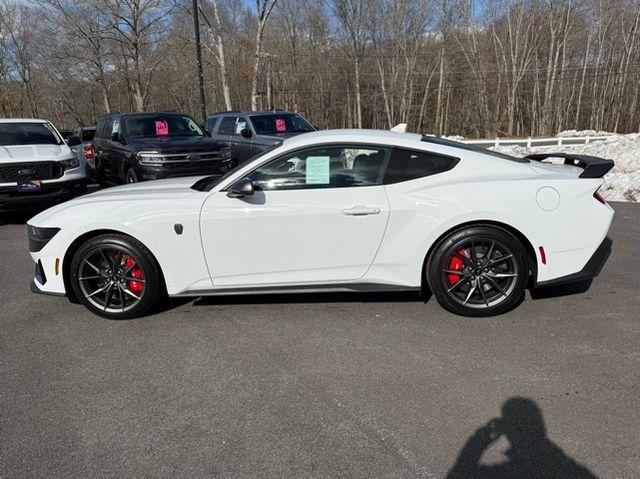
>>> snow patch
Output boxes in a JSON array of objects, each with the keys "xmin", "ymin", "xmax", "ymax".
[{"xmin": 556, "ymin": 129, "xmax": 615, "ymax": 137}]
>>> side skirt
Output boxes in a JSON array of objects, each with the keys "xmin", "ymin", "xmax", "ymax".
[{"xmin": 172, "ymin": 283, "xmax": 421, "ymax": 298}]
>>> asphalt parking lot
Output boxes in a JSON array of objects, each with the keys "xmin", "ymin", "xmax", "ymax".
[{"xmin": 1, "ymin": 202, "xmax": 639, "ymax": 478}]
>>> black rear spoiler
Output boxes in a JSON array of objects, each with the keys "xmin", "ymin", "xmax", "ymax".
[{"xmin": 525, "ymin": 153, "xmax": 614, "ymax": 179}]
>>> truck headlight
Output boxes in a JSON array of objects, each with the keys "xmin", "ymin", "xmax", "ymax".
[{"xmin": 59, "ymin": 158, "xmax": 80, "ymax": 170}]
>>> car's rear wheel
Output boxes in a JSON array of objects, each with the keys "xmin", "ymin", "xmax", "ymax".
[
  {"xmin": 427, "ymin": 226, "xmax": 528, "ymax": 316},
  {"xmin": 69, "ymin": 234, "xmax": 164, "ymax": 319}
]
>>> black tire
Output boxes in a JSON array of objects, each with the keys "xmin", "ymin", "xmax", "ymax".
[
  {"xmin": 125, "ymin": 167, "xmax": 139, "ymax": 184},
  {"xmin": 427, "ymin": 225, "xmax": 528, "ymax": 317},
  {"xmin": 69, "ymin": 234, "xmax": 165, "ymax": 319}
]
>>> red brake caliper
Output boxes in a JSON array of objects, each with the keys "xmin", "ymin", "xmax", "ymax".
[
  {"xmin": 447, "ymin": 249, "xmax": 466, "ymax": 284},
  {"xmin": 124, "ymin": 256, "xmax": 144, "ymax": 293}
]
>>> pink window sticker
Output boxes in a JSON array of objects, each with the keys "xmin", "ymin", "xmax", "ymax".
[
  {"xmin": 155, "ymin": 120, "xmax": 169, "ymax": 136},
  {"xmin": 275, "ymin": 118, "xmax": 286, "ymax": 132}
]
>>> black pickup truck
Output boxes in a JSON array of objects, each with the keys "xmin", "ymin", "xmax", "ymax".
[{"xmin": 93, "ymin": 112, "xmax": 232, "ymax": 184}]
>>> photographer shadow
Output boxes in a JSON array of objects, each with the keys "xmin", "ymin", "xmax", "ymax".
[{"xmin": 447, "ymin": 397, "xmax": 598, "ymax": 479}]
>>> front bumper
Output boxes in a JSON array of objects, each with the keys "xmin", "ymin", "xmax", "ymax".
[
  {"xmin": 536, "ymin": 236, "xmax": 612, "ymax": 288},
  {"xmin": 0, "ymin": 179, "xmax": 87, "ymax": 211}
]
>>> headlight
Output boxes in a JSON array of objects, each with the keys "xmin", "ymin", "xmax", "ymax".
[
  {"xmin": 27, "ymin": 225, "xmax": 60, "ymax": 252},
  {"xmin": 59, "ymin": 158, "xmax": 80, "ymax": 170}
]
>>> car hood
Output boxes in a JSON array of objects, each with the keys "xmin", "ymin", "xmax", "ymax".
[
  {"xmin": 127, "ymin": 136, "xmax": 226, "ymax": 154},
  {"xmin": 88, "ymin": 176, "xmax": 204, "ymax": 199},
  {"xmin": 0, "ymin": 144, "xmax": 74, "ymax": 163},
  {"xmin": 29, "ymin": 176, "xmax": 206, "ymax": 225}
]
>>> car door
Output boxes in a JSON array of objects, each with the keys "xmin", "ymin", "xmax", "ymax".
[
  {"xmin": 94, "ymin": 117, "xmax": 113, "ymax": 178},
  {"xmin": 102, "ymin": 117, "xmax": 124, "ymax": 181},
  {"xmin": 200, "ymin": 144, "xmax": 390, "ymax": 287}
]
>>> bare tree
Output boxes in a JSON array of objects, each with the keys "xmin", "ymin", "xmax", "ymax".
[
  {"xmin": 329, "ymin": 0, "xmax": 368, "ymax": 128},
  {"xmin": 200, "ymin": 0, "xmax": 233, "ymax": 110},
  {"xmin": 101, "ymin": 0, "xmax": 177, "ymax": 111},
  {"xmin": 250, "ymin": 0, "xmax": 278, "ymax": 110}
]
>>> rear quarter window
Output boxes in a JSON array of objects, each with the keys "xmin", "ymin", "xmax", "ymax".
[{"xmin": 383, "ymin": 148, "xmax": 459, "ymax": 184}]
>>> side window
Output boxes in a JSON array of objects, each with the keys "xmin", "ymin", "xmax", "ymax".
[
  {"xmin": 111, "ymin": 118, "xmax": 121, "ymax": 136},
  {"xmin": 383, "ymin": 148, "xmax": 459, "ymax": 184},
  {"xmin": 96, "ymin": 118, "xmax": 107, "ymax": 139},
  {"xmin": 218, "ymin": 116, "xmax": 238, "ymax": 136},
  {"xmin": 246, "ymin": 145, "xmax": 386, "ymax": 191},
  {"xmin": 206, "ymin": 116, "xmax": 219, "ymax": 134},
  {"xmin": 100, "ymin": 118, "xmax": 114, "ymax": 139}
]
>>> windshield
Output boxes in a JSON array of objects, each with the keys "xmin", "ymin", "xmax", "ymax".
[
  {"xmin": 250, "ymin": 114, "xmax": 315, "ymax": 135},
  {"xmin": 421, "ymin": 136, "xmax": 529, "ymax": 163},
  {"xmin": 0, "ymin": 122, "xmax": 63, "ymax": 146},
  {"xmin": 125, "ymin": 115, "xmax": 204, "ymax": 139}
]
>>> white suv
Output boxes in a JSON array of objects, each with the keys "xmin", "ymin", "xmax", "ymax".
[{"xmin": 0, "ymin": 119, "xmax": 88, "ymax": 212}]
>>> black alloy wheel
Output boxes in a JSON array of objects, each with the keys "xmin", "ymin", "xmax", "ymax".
[
  {"xmin": 70, "ymin": 234, "xmax": 164, "ymax": 319},
  {"xmin": 428, "ymin": 226, "xmax": 528, "ymax": 316}
]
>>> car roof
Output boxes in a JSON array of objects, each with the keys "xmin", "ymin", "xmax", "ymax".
[
  {"xmin": 281, "ymin": 129, "xmax": 423, "ymax": 148},
  {"xmin": 120, "ymin": 112, "xmax": 189, "ymax": 117},
  {"xmin": 208, "ymin": 110, "xmax": 296, "ymax": 117},
  {"xmin": 0, "ymin": 118, "xmax": 49, "ymax": 124}
]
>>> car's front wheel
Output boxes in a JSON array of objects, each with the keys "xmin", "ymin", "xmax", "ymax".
[
  {"xmin": 427, "ymin": 226, "xmax": 529, "ymax": 316},
  {"xmin": 69, "ymin": 234, "xmax": 164, "ymax": 319}
]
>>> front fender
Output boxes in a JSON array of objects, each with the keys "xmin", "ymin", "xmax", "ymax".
[{"xmin": 28, "ymin": 198, "xmax": 212, "ymax": 296}]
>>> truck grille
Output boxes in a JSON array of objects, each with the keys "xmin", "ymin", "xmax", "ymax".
[{"xmin": 0, "ymin": 162, "xmax": 64, "ymax": 182}]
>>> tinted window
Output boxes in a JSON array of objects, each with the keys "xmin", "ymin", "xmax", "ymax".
[
  {"xmin": 247, "ymin": 145, "xmax": 386, "ymax": 191},
  {"xmin": 250, "ymin": 113, "xmax": 314, "ymax": 135},
  {"xmin": 124, "ymin": 114, "xmax": 203, "ymax": 138},
  {"xmin": 96, "ymin": 117, "xmax": 113, "ymax": 139},
  {"xmin": 206, "ymin": 116, "xmax": 219, "ymax": 134},
  {"xmin": 0, "ymin": 122, "xmax": 63, "ymax": 146},
  {"xmin": 421, "ymin": 136, "xmax": 529, "ymax": 163},
  {"xmin": 81, "ymin": 128, "xmax": 96, "ymax": 142},
  {"xmin": 218, "ymin": 116, "xmax": 238, "ymax": 136},
  {"xmin": 95, "ymin": 118, "xmax": 107, "ymax": 138},
  {"xmin": 383, "ymin": 148, "xmax": 458, "ymax": 184}
]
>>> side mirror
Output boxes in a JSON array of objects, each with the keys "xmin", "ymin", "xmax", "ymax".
[
  {"xmin": 240, "ymin": 128, "xmax": 252, "ymax": 139},
  {"xmin": 111, "ymin": 132, "xmax": 122, "ymax": 142},
  {"xmin": 66, "ymin": 135, "xmax": 81, "ymax": 147},
  {"xmin": 226, "ymin": 178, "xmax": 254, "ymax": 198}
]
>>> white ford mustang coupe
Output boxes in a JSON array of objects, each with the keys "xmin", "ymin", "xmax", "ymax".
[{"xmin": 27, "ymin": 128, "xmax": 614, "ymax": 319}]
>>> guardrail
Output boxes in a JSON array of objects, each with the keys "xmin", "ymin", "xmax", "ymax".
[{"xmin": 462, "ymin": 135, "xmax": 616, "ymax": 148}]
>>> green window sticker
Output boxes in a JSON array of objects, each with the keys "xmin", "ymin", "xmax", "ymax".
[
  {"xmin": 306, "ymin": 156, "xmax": 330, "ymax": 184},
  {"xmin": 235, "ymin": 121, "xmax": 247, "ymax": 134}
]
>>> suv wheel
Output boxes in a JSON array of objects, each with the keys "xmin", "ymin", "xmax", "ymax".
[
  {"xmin": 126, "ymin": 168, "xmax": 139, "ymax": 183},
  {"xmin": 427, "ymin": 226, "xmax": 528, "ymax": 317}
]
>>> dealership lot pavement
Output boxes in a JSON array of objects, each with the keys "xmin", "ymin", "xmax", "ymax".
[{"xmin": 1, "ymin": 202, "xmax": 639, "ymax": 478}]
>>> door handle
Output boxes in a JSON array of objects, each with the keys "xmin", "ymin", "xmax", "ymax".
[{"xmin": 341, "ymin": 206, "xmax": 381, "ymax": 216}]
